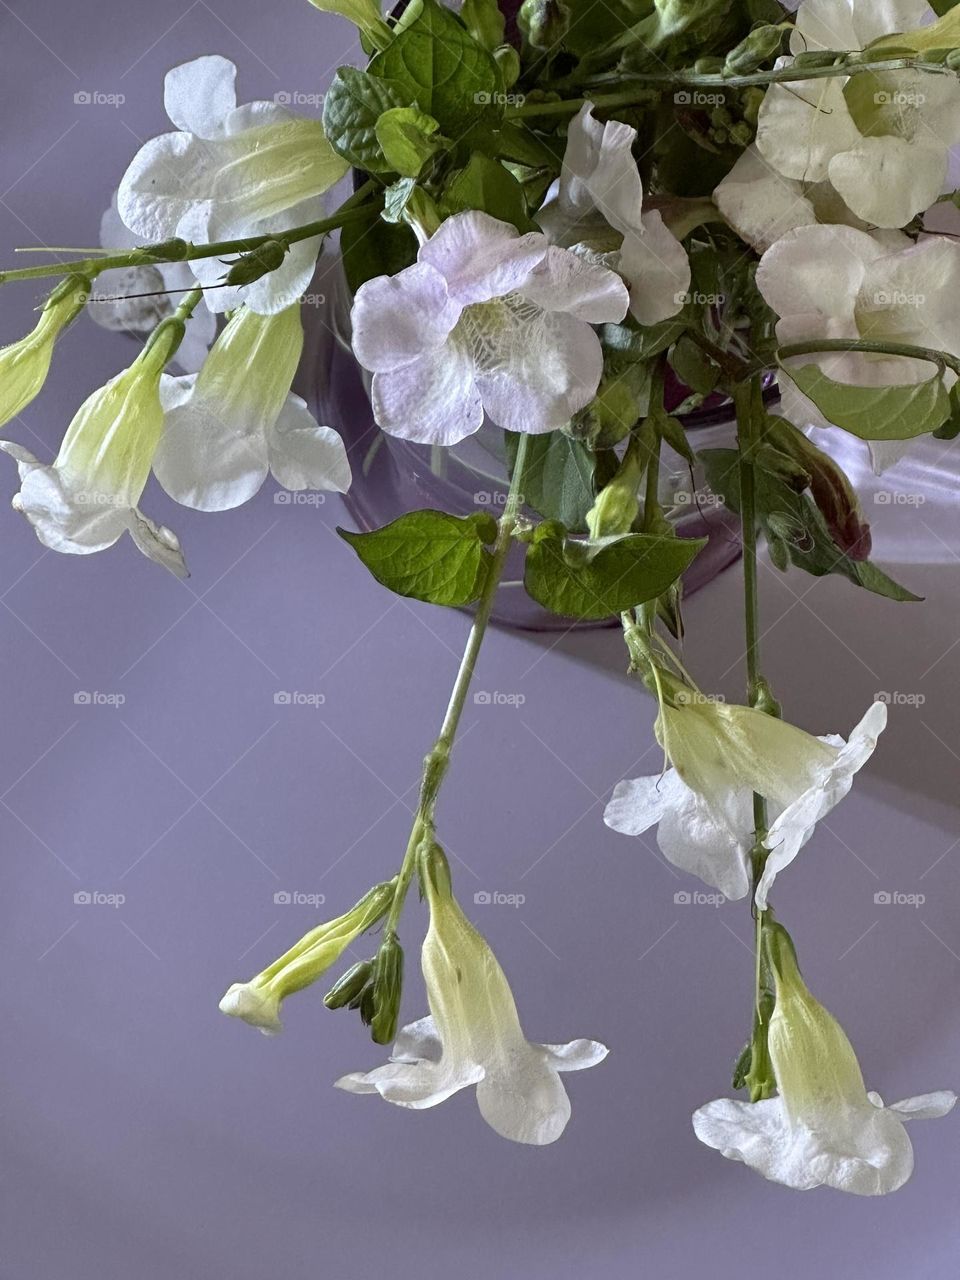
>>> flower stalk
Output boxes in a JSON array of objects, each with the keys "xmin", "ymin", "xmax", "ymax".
[
  {"xmin": 0, "ymin": 182, "xmax": 378, "ymax": 287},
  {"xmin": 384, "ymin": 433, "xmax": 531, "ymax": 935}
]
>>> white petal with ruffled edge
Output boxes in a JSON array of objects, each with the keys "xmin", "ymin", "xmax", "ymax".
[
  {"xmin": 756, "ymin": 701, "xmax": 887, "ymax": 909},
  {"xmin": 267, "ymin": 394, "xmax": 351, "ymax": 493},
  {"xmin": 472, "ymin": 308, "xmax": 604, "ymax": 434},
  {"xmin": 418, "ymin": 210, "xmax": 548, "ymax": 305},
  {"xmin": 350, "ymin": 261, "xmax": 462, "ymax": 372},
  {"xmin": 619, "ymin": 211, "xmax": 691, "ymax": 325},
  {"xmin": 693, "ymin": 1093, "xmax": 915, "ymax": 1195},
  {"xmin": 605, "ymin": 768, "xmax": 754, "ymax": 900},
  {"xmin": 371, "ymin": 340, "xmax": 483, "ymax": 445},
  {"xmin": 163, "ymin": 54, "xmax": 237, "ymax": 139},
  {"xmin": 0, "ymin": 442, "xmax": 187, "ymax": 575},
  {"xmin": 828, "ymin": 137, "xmax": 947, "ymax": 229},
  {"xmin": 713, "ymin": 146, "xmax": 817, "ymax": 253}
]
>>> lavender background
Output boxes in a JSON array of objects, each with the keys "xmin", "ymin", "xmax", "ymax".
[{"xmin": 1, "ymin": 3, "xmax": 959, "ymax": 1276}]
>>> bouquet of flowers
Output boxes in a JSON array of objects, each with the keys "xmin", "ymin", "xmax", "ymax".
[{"xmin": 2, "ymin": 0, "xmax": 959, "ymax": 1193}]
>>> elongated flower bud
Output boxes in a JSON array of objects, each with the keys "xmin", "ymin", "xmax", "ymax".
[
  {"xmin": 219, "ymin": 881, "xmax": 395, "ymax": 1034},
  {"xmin": 0, "ymin": 275, "xmax": 90, "ymax": 429}
]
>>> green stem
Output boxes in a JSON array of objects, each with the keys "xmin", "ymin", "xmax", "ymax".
[
  {"xmin": 533, "ymin": 55, "xmax": 955, "ymax": 108},
  {"xmin": 0, "ymin": 181, "xmax": 378, "ymax": 286},
  {"xmin": 384, "ymin": 435, "xmax": 531, "ymax": 933},
  {"xmin": 774, "ymin": 338, "xmax": 960, "ymax": 379}
]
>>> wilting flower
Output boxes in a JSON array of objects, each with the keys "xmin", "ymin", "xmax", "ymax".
[
  {"xmin": 154, "ymin": 304, "xmax": 350, "ymax": 510},
  {"xmin": 350, "ymin": 210, "xmax": 629, "ymax": 445},
  {"xmin": 219, "ymin": 881, "xmax": 395, "ymax": 1035},
  {"xmin": 756, "ymin": 224, "xmax": 960, "ymax": 471},
  {"xmin": 89, "ymin": 192, "xmax": 215, "ymax": 373},
  {"xmin": 603, "ymin": 672, "xmax": 886, "ymax": 904},
  {"xmin": 336, "ymin": 844, "xmax": 607, "ymax": 1144},
  {"xmin": 755, "ymin": 0, "xmax": 960, "ymax": 228},
  {"xmin": 0, "ymin": 321, "xmax": 188, "ymax": 575},
  {"xmin": 693, "ymin": 923, "xmax": 956, "ymax": 1194},
  {"xmin": 0, "ymin": 275, "xmax": 90, "ymax": 429},
  {"xmin": 117, "ymin": 54, "xmax": 348, "ymax": 313},
  {"xmin": 538, "ymin": 104, "xmax": 691, "ymax": 325}
]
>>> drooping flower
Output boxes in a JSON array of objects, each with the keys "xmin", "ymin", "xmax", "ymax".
[
  {"xmin": 0, "ymin": 321, "xmax": 189, "ymax": 575},
  {"xmin": 538, "ymin": 104, "xmax": 691, "ymax": 325},
  {"xmin": 117, "ymin": 55, "xmax": 348, "ymax": 314},
  {"xmin": 219, "ymin": 881, "xmax": 395, "ymax": 1035},
  {"xmin": 154, "ymin": 304, "xmax": 350, "ymax": 511},
  {"xmin": 603, "ymin": 672, "xmax": 886, "ymax": 904},
  {"xmin": 0, "ymin": 275, "xmax": 90, "ymax": 429},
  {"xmin": 89, "ymin": 192, "xmax": 215, "ymax": 374},
  {"xmin": 693, "ymin": 923, "xmax": 956, "ymax": 1195},
  {"xmin": 350, "ymin": 210, "xmax": 629, "ymax": 445},
  {"xmin": 755, "ymin": 0, "xmax": 960, "ymax": 228},
  {"xmin": 336, "ymin": 843, "xmax": 607, "ymax": 1145},
  {"xmin": 756, "ymin": 223, "xmax": 960, "ymax": 471}
]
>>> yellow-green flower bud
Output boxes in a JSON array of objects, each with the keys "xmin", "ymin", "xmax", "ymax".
[
  {"xmin": 0, "ymin": 275, "xmax": 90, "ymax": 429},
  {"xmin": 219, "ymin": 880, "xmax": 395, "ymax": 1034}
]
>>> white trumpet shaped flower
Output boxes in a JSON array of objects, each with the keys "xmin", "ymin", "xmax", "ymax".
[
  {"xmin": 603, "ymin": 674, "xmax": 886, "ymax": 904},
  {"xmin": 336, "ymin": 848, "xmax": 607, "ymax": 1145},
  {"xmin": 0, "ymin": 324, "xmax": 187, "ymax": 575},
  {"xmin": 117, "ymin": 55, "xmax": 348, "ymax": 314},
  {"xmin": 538, "ymin": 104, "xmax": 691, "ymax": 325},
  {"xmin": 154, "ymin": 304, "xmax": 350, "ymax": 511},
  {"xmin": 90, "ymin": 193, "xmax": 216, "ymax": 374},
  {"xmin": 756, "ymin": 223, "xmax": 960, "ymax": 472},
  {"xmin": 755, "ymin": 0, "xmax": 960, "ymax": 228},
  {"xmin": 694, "ymin": 926, "xmax": 956, "ymax": 1194},
  {"xmin": 350, "ymin": 210, "xmax": 630, "ymax": 445}
]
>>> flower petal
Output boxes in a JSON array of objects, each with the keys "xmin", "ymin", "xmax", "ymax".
[
  {"xmin": 713, "ymin": 145, "xmax": 817, "ymax": 254},
  {"xmin": 335, "ymin": 1058, "xmax": 480, "ymax": 1109},
  {"xmin": 418, "ymin": 211, "xmax": 547, "ymax": 305},
  {"xmin": 562, "ymin": 106, "xmax": 644, "ymax": 239},
  {"xmin": 8, "ymin": 460, "xmax": 129, "ymax": 554},
  {"xmin": 540, "ymin": 1038, "xmax": 609, "ymax": 1072},
  {"xmin": 163, "ymin": 55, "xmax": 237, "ymax": 139},
  {"xmin": 351, "ymin": 262, "xmax": 461, "ymax": 373},
  {"xmin": 371, "ymin": 341, "xmax": 483, "ymax": 445},
  {"xmin": 756, "ymin": 223, "xmax": 883, "ymax": 326},
  {"xmin": 127, "ymin": 509, "xmax": 189, "ymax": 578},
  {"xmin": 828, "ymin": 138, "xmax": 946, "ymax": 229},
  {"xmin": 888, "ymin": 1091, "xmax": 958, "ymax": 1121},
  {"xmin": 519, "ymin": 245, "xmax": 629, "ymax": 323},
  {"xmin": 268, "ymin": 393, "xmax": 351, "ymax": 493},
  {"xmin": 757, "ymin": 701, "xmax": 887, "ymax": 910},
  {"xmin": 117, "ymin": 131, "xmax": 213, "ymax": 242},
  {"xmin": 392, "ymin": 1015, "xmax": 443, "ymax": 1064},
  {"xmin": 476, "ymin": 1050, "xmax": 573, "ymax": 1145},
  {"xmin": 620, "ymin": 211, "xmax": 691, "ymax": 326},
  {"xmin": 154, "ymin": 373, "xmax": 271, "ymax": 511},
  {"xmin": 473, "ymin": 309, "xmax": 603, "ymax": 434},
  {"xmin": 756, "ymin": 75, "xmax": 861, "ymax": 184}
]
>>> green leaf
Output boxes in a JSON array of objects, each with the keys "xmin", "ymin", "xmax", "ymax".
[
  {"xmin": 601, "ymin": 316, "xmax": 687, "ymax": 363},
  {"xmin": 504, "ymin": 432, "xmax": 614, "ymax": 531},
  {"xmin": 368, "ymin": 0, "xmax": 502, "ymax": 139},
  {"xmin": 440, "ymin": 153, "xmax": 532, "ymax": 230},
  {"xmin": 700, "ymin": 449, "xmax": 922, "ymax": 602},
  {"xmin": 340, "ymin": 204, "xmax": 417, "ymax": 291},
  {"xmin": 786, "ymin": 363, "xmax": 951, "ymax": 440},
  {"xmin": 524, "ymin": 521, "xmax": 705, "ymax": 619},
  {"xmin": 460, "ymin": 0, "xmax": 504, "ymax": 50},
  {"xmin": 338, "ymin": 510, "xmax": 498, "ymax": 606},
  {"xmin": 322, "ymin": 68, "xmax": 410, "ymax": 170},
  {"xmin": 375, "ymin": 106, "xmax": 444, "ymax": 177}
]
